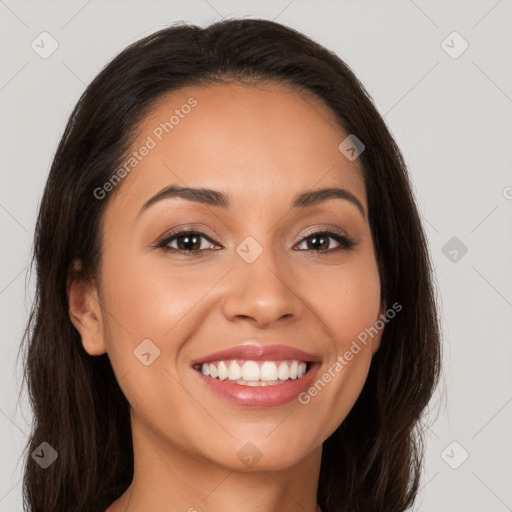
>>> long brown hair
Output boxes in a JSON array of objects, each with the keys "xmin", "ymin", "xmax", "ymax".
[{"xmin": 20, "ymin": 18, "xmax": 442, "ymax": 512}]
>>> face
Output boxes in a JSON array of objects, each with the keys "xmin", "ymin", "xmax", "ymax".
[{"xmin": 69, "ymin": 81, "xmax": 384, "ymax": 472}]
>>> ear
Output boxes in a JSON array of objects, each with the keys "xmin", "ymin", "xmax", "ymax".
[
  {"xmin": 67, "ymin": 259, "xmax": 107, "ymax": 356},
  {"xmin": 371, "ymin": 301, "xmax": 387, "ymax": 355}
]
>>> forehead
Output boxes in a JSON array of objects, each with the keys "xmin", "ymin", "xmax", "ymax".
[{"xmin": 108, "ymin": 81, "xmax": 367, "ymax": 216}]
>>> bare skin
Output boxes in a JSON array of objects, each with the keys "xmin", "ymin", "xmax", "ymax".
[{"xmin": 68, "ymin": 81, "xmax": 384, "ymax": 512}]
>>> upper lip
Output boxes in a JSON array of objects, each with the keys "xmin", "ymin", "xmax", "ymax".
[{"xmin": 190, "ymin": 343, "xmax": 322, "ymax": 366}]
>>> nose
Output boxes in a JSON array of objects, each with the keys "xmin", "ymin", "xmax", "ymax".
[{"xmin": 221, "ymin": 244, "xmax": 303, "ymax": 328}]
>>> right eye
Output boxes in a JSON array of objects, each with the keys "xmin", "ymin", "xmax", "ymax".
[{"xmin": 156, "ymin": 230, "xmax": 222, "ymax": 255}]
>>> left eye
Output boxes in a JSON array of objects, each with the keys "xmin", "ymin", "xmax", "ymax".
[
  {"xmin": 157, "ymin": 230, "xmax": 355, "ymax": 255},
  {"xmin": 295, "ymin": 231, "xmax": 353, "ymax": 251}
]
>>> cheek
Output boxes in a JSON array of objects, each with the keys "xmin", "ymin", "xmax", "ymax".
[
  {"xmin": 98, "ymin": 249, "xmax": 224, "ymax": 353},
  {"xmin": 97, "ymin": 251, "xmax": 218, "ymax": 432},
  {"xmin": 331, "ymin": 273, "xmax": 381, "ymax": 348},
  {"xmin": 310, "ymin": 250, "xmax": 382, "ymax": 346},
  {"xmin": 300, "ymin": 252, "xmax": 381, "ymax": 432}
]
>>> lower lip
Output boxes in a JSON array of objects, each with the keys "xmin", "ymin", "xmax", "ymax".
[{"xmin": 194, "ymin": 363, "xmax": 321, "ymax": 408}]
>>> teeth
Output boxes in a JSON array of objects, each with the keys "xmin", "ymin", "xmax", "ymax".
[
  {"xmin": 278, "ymin": 362, "xmax": 289, "ymax": 380},
  {"xmin": 261, "ymin": 361, "xmax": 278, "ymax": 381},
  {"xmin": 289, "ymin": 360, "xmax": 298, "ymax": 379},
  {"xmin": 208, "ymin": 363, "xmax": 218, "ymax": 379},
  {"xmin": 197, "ymin": 360, "xmax": 308, "ymax": 382},
  {"xmin": 218, "ymin": 361, "xmax": 228, "ymax": 380},
  {"xmin": 235, "ymin": 379, "xmax": 286, "ymax": 387},
  {"xmin": 241, "ymin": 361, "xmax": 260, "ymax": 381},
  {"xmin": 228, "ymin": 361, "xmax": 242, "ymax": 380}
]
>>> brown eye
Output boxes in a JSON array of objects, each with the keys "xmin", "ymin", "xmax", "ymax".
[
  {"xmin": 157, "ymin": 231, "xmax": 220, "ymax": 254},
  {"xmin": 295, "ymin": 230, "xmax": 355, "ymax": 252},
  {"xmin": 156, "ymin": 228, "xmax": 355, "ymax": 256}
]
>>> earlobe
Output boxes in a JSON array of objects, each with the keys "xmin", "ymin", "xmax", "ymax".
[{"xmin": 67, "ymin": 260, "xmax": 107, "ymax": 356}]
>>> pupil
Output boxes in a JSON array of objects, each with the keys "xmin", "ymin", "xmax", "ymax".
[
  {"xmin": 309, "ymin": 235, "xmax": 328, "ymax": 250},
  {"xmin": 178, "ymin": 235, "xmax": 199, "ymax": 250}
]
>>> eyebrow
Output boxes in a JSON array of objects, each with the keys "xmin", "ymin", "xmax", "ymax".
[{"xmin": 138, "ymin": 184, "xmax": 366, "ymax": 219}]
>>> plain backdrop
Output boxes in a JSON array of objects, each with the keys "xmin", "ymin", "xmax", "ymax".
[{"xmin": 1, "ymin": 0, "xmax": 511, "ymax": 510}]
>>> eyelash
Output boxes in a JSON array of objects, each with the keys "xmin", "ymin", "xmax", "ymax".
[{"xmin": 155, "ymin": 228, "xmax": 356, "ymax": 256}]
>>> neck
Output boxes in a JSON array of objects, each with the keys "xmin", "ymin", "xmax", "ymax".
[{"xmin": 106, "ymin": 414, "xmax": 322, "ymax": 512}]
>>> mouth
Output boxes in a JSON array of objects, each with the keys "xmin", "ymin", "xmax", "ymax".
[
  {"xmin": 192, "ymin": 358, "xmax": 321, "ymax": 407},
  {"xmin": 190, "ymin": 343, "xmax": 322, "ymax": 407},
  {"xmin": 193, "ymin": 359, "xmax": 314, "ymax": 386}
]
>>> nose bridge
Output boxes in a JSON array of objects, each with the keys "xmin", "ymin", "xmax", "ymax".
[{"xmin": 222, "ymin": 234, "xmax": 301, "ymax": 325}]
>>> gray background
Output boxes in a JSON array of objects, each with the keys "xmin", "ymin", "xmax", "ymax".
[{"xmin": 1, "ymin": 0, "xmax": 511, "ymax": 510}]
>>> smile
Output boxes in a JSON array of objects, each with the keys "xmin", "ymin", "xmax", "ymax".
[
  {"xmin": 193, "ymin": 359, "xmax": 320, "ymax": 407},
  {"xmin": 193, "ymin": 359, "xmax": 311, "ymax": 386}
]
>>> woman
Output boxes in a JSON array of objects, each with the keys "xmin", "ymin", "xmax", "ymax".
[{"xmin": 20, "ymin": 18, "xmax": 441, "ymax": 512}]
